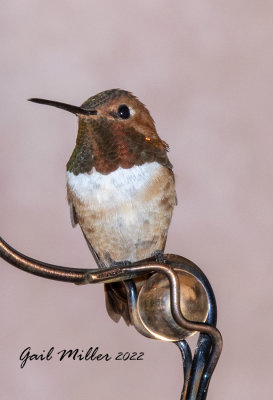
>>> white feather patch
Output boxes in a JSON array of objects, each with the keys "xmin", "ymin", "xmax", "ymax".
[{"xmin": 67, "ymin": 162, "xmax": 162, "ymax": 206}]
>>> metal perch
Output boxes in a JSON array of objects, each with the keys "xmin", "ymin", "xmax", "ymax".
[{"xmin": 0, "ymin": 236, "xmax": 222, "ymax": 399}]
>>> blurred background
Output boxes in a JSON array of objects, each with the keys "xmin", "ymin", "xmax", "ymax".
[{"xmin": 1, "ymin": 1, "xmax": 272, "ymax": 399}]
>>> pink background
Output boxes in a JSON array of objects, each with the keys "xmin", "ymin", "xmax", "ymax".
[{"xmin": 1, "ymin": 1, "xmax": 272, "ymax": 399}]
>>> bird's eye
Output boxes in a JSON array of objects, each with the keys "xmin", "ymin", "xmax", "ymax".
[{"xmin": 118, "ymin": 104, "xmax": 131, "ymax": 119}]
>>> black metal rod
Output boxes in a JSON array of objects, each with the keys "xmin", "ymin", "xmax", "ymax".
[{"xmin": 176, "ymin": 341, "xmax": 193, "ymax": 400}]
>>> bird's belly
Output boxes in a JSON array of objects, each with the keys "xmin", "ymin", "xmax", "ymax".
[
  {"xmin": 67, "ymin": 163, "xmax": 176, "ymax": 267},
  {"xmin": 84, "ymin": 202, "xmax": 165, "ymax": 264}
]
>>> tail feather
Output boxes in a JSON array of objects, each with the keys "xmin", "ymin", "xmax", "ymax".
[{"xmin": 104, "ymin": 282, "xmax": 131, "ymax": 326}]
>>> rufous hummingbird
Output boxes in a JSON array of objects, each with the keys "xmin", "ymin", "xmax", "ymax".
[{"xmin": 29, "ymin": 89, "xmax": 176, "ymax": 324}]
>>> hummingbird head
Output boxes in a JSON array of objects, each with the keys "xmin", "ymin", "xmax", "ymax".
[{"xmin": 29, "ymin": 89, "xmax": 171, "ymax": 175}]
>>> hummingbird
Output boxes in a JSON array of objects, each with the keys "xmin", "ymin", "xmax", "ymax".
[{"xmin": 29, "ymin": 89, "xmax": 176, "ymax": 324}]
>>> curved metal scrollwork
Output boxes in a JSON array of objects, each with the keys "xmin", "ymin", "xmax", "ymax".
[{"xmin": 0, "ymin": 236, "xmax": 222, "ymax": 399}]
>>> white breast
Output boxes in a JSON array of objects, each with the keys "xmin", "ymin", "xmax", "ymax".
[{"xmin": 67, "ymin": 162, "xmax": 163, "ymax": 206}]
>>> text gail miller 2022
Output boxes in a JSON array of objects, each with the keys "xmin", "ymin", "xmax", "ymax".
[{"xmin": 19, "ymin": 346, "xmax": 144, "ymax": 368}]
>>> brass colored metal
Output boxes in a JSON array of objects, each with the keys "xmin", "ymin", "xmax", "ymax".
[
  {"xmin": 137, "ymin": 269, "xmax": 209, "ymax": 341},
  {"xmin": 0, "ymin": 236, "xmax": 223, "ymax": 400}
]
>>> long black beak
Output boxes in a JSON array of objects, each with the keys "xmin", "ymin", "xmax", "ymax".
[{"xmin": 28, "ymin": 98, "xmax": 97, "ymax": 116}]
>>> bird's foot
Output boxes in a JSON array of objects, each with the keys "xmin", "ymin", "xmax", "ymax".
[
  {"xmin": 153, "ymin": 250, "xmax": 166, "ymax": 264},
  {"xmin": 110, "ymin": 260, "xmax": 132, "ymax": 268}
]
